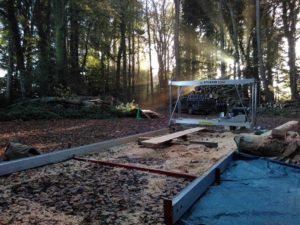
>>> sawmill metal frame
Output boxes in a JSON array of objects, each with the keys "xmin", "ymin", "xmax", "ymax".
[
  {"xmin": 163, "ymin": 151, "xmax": 235, "ymax": 225},
  {"xmin": 168, "ymin": 79, "xmax": 258, "ymax": 128}
]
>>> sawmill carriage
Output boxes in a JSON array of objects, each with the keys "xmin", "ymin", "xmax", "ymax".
[
  {"xmin": 169, "ymin": 79, "xmax": 258, "ymax": 129},
  {"xmin": 177, "ymin": 85, "xmax": 247, "ymax": 115}
]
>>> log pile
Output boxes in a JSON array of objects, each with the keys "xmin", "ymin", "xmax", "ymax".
[
  {"xmin": 30, "ymin": 96, "xmax": 115, "ymax": 108},
  {"xmin": 237, "ymin": 121, "xmax": 300, "ymax": 164}
]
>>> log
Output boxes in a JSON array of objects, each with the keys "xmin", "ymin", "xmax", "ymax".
[
  {"xmin": 4, "ymin": 142, "xmax": 41, "ymax": 161},
  {"xmin": 237, "ymin": 134, "xmax": 285, "ymax": 157},
  {"xmin": 291, "ymin": 154, "xmax": 300, "ymax": 165},
  {"xmin": 277, "ymin": 141, "xmax": 300, "ymax": 161},
  {"xmin": 262, "ymin": 120, "xmax": 298, "ymax": 137}
]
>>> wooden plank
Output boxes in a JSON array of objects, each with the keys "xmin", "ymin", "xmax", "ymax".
[
  {"xmin": 0, "ymin": 128, "xmax": 169, "ymax": 176},
  {"xmin": 141, "ymin": 127, "xmax": 205, "ymax": 148},
  {"xmin": 141, "ymin": 109, "xmax": 163, "ymax": 118},
  {"xmin": 262, "ymin": 121, "xmax": 298, "ymax": 137},
  {"xmin": 137, "ymin": 137, "xmax": 154, "ymax": 145},
  {"xmin": 163, "ymin": 151, "xmax": 234, "ymax": 225}
]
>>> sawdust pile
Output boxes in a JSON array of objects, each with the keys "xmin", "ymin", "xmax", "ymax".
[{"xmin": 91, "ymin": 131, "xmax": 236, "ymax": 176}]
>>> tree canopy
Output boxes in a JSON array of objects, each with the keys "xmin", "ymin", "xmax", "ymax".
[{"xmin": 0, "ymin": 0, "xmax": 299, "ymax": 103}]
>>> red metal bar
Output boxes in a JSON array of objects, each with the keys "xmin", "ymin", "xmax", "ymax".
[{"xmin": 73, "ymin": 156, "xmax": 197, "ymax": 180}]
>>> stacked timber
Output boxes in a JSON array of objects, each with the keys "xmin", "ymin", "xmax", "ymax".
[
  {"xmin": 29, "ymin": 96, "xmax": 115, "ymax": 108},
  {"xmin": 237, "ymin": 121, "xmax": 300, "ymax": 164}
]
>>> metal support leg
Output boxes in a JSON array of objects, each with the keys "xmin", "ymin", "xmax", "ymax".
[
  {"xmin": 169, "ymin": 83, "xmax": 172, "ymax": 125},
  {"xmin": 178, "ymin": 86, "xmax": 181, "ymax": 115}
]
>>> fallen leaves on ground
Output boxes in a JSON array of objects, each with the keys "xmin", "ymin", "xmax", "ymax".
[
  {"xmin": 0, "ymin": 118, "xmax": 168, "ymax": 158},
  {"xmin": 0, "ymin": 115, "xmax": 295, "ymax": 159}
]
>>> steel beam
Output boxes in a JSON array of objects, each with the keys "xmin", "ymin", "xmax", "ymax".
[
  {"xmin": 0, "ymin": 128, "xmax": 169, "ymax": 176},
  {"xmin": 163, "ymin": 151, "xmax": 235, "ymax": 225},
  {"xmin": 172, "ymin": 118, "xmax": 252, "ymax": 128}
]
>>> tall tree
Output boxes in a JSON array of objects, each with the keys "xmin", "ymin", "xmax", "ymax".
[
  {"xmin": 4, "ymin": 0, "xmax": 26, "ymax": 98},
  {"xmin": 145, "ymin": 0, "xmax": 154, "ymax": 96},
  {"xmin": 282, "ymin": 0, "xmax": 299, "ymax": 100},
  {"xmin": 52, "ymin": 0, "xmax": 68, "ymax": 88},
  {"xmin": 69, "ymin": 0, "xmax": 81, "ymax": 93},
  {"xmin": 256, "ymin": 0, "xmax": 269, "ymax": 101},
  {"xmin": 34, "ymin": 0, "xmax": 53, "ymax": 95},
  {"xmin": 174, "ymin": 0, "xmax": 180, "ymax": 80}
]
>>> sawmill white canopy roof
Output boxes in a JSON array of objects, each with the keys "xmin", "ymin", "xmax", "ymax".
[{"xmin": 168, "ymin": 79, "xmax": 256, "ymax": 86}]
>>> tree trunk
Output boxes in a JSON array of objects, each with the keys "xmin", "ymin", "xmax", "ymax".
[
  {"xmin": 128, "ymin": 28, "xmax": 132, "ymax": 99},
  {"xmin": 21, "ymin": 0, "xmax": 35, "ymax": 96},
  {"xmin": 256, "ymin": 0, "xmax": 270, "ymax": 102},
  {"xmin": 174, "ymin": 0, "xmax": 180, "ymax": 80},
  {"xmin": 120, "ymin": 20, "xmax": 127, "ymax": 101},
  {"xmin": 219, "ymin": 0, "xmax": 226, "ymax": 77},
  {"xmin": 282, "ymin": 0, "xmax": 299, "ymax": 100},
  {"xmin": 34, "ymin": 0, "xmax": 52, "ymax": 95},
  {"xmin": 69, "ymin": 0, "xmax": 81, "ymax": 93},
  {"xmin": 131, "ymin": 31, "xmax": 135, "ymax": 96},
  {"xmin": 287, "ymin": 37, "xmax": 298, "ymax": 100},
  {"xmin": 6, "ymin": 34, "xmax": 13, "ymax": 101},
  {"xmin": 116, "ymin": 41, "xmax": 122, "ymax": 93},
  {"xmin": 105, "ymin": 55, "xmax": 110, "ymax": 94},
  {"xmin": 52, "ymin": 0, "xmax": 68, "ymax": 87},
  {"xmin": 146, "ymin": 0, "xmax": 154, "ymax": 97},
  {"xmin": 100, "ymin": 53, "xmax": 106, "ymax": 94},
  {"xmin": 264, "ymin": 4, "xmax": 277, "ymax": 102},
  {"xmin": 227, "ymin": 1, "xmax": 241, "ymax": 79},
  {"xmin": 5, "ymin": 0, "xmax": 26, "ymax": 99},
  {"xmin": 220, "ymin": 26, "xmax": 226, "ymax": 77},
  {"xmin": 81, "ymin": 24, "xmax": 91, "ymax": 75}
]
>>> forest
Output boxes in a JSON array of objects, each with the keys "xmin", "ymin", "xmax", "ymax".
[{"xmin": 0, "ymin": 0, "xmax": 299, "ymax": 105}]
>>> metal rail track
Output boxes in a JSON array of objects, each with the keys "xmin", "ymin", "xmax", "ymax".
[
  {"xmin": 163, "ymin": 151, "xmax": 235, "ymax": 225},
  {"xmin": 0, "ymin": 128, "xmax": 169, "ymax": 176}
]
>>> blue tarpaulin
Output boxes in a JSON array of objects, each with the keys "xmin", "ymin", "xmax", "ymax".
[{"xmin": 181, "ymin": 157, "xmax": 300, "ymax": 225}]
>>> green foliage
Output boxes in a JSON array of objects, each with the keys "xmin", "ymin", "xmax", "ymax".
[
  {"xmin": 0, "ymin": 104, "xmax": 61, "ymax": 121},
  {"xmin": 258, "ymin": 107, "xmax": 300, "ymax": 118},
  {"xmin": 113, "ymin": 101, "xmax": 138, "ymax": 117},
  {"xmin": 115, "ymin": 101, "xmax": 137, "ymax": 112},
  {"xmin": 0, "ymin": 77, "xmax": 5, "ymax": 94},
  {"xmin": 53, "ymin": 84, "xmax": 73, "ymax": 97}
]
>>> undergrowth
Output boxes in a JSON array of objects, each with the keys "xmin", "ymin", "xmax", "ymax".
[{"xmin": 0, "ymin": 101, "xmax": 138, "ymax": 121}]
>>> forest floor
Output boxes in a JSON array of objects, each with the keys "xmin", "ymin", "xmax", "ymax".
[
  {"xmin": 0, "ymin": 127, "xmax": 236, "ymax": 225},
  {"xmin": 0, "ymin": 112, "xmax": 297, "ymax": 159},
  {"xmin": 0, "ymin": 111, "xmax": 299, "ymax": 224}
]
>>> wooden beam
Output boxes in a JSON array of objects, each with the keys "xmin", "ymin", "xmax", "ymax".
[
  {"xmin": 141, "ymin": 127, "xmax": 205, "ymax": 148},
  {"xmin": 0, "ymin": 128, "xmax": 169, "ymax": 176}
]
